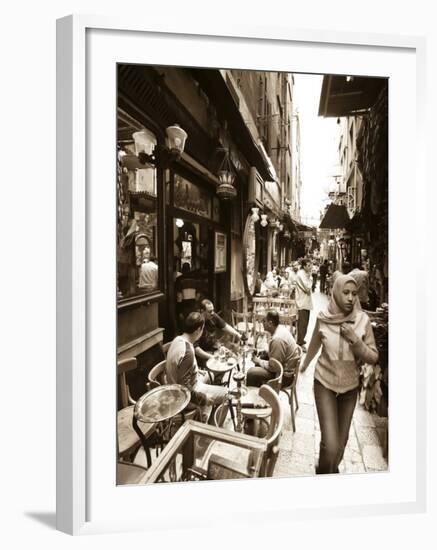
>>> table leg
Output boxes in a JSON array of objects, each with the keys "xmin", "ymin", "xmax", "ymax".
[{"xmin": 132, "ymin": 415, "xmax": 152, "ymax": 468}]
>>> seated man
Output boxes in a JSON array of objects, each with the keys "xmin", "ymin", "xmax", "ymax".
[
  {"xmin": 166, "ymin": 311, "xmax": 228, "ymax": 422},
  {"xmin": 195, "ymin": 299, "xmax": 241, "ymax": 369},
  {"xmin": 247, "ymin": 309, "xmax": 301, "ymax": 388}
]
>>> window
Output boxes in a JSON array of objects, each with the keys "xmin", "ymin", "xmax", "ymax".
[
  {"xmin": 117, "ymin": 110, "xmax": 161, "ymax": 300},
  {"xmin": 347, "ymin": 186, "xmax": 356, "ymax": 217}
]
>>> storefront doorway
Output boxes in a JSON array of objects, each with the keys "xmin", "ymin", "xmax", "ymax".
[{"xmin": 163, "ymin": 169, "xmax": 228, "ymax": 338}]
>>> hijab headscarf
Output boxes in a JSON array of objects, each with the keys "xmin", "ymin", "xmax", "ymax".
[{"xmin": 318, "ymin": 274, "xmax": 361, "ymax": 325}]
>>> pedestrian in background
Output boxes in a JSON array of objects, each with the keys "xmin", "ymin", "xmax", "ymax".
[
  {"xmin": 295, "ymin": 258, "xmax": 313, "ymax": 351},
  {"xmin": 319, "ymin": 260, "xmax": 328, "ymax": 293},
  {"xmin": 311, "ymin": 261, "xmax": 319, "ymax": 292},
  {"xmin": 349, "ymin": 262, "xmax": 370, "ymax": 309},
  {"xmin": 300, "ymin": 274, "xmax": 378, "ymax": 474}
]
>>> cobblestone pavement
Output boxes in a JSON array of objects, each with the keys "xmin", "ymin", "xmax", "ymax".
[{"xmin": 273, "ymin": 289, "xmax": 388, "ymax": 478}]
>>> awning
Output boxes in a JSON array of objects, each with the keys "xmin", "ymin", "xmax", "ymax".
[
  {"xmin": 318, "ymin": 75, "xmax": 388, "ymax": 118},
  {"xmin": 319, "ymin": 204, "xmax": 350, "ymax": 229}
]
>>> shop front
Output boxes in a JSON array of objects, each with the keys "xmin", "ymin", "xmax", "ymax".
[{"xmin": 165, "ymin": 168, "xmax": 229, "ymax": 336}]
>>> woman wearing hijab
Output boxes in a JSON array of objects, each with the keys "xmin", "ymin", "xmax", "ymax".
[{"xmin": 300, "ymin": 274, "xmax": 378, "ymax": 474}]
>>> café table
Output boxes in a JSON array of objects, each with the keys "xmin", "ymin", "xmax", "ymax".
[
  {"xmin": 133, "ymin": 384, "xmax": 191, "ymax": 467},
  {"xmin": 206, "ymin": 355, "xmax": 238, "ymax": 386}
]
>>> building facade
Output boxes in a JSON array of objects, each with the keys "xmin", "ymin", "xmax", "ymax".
[{"xmin": 116, "ymin": 66, "xmax": 302, "ymax": 393}]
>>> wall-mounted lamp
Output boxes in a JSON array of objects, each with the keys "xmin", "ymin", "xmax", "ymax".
[
  {"xmin": 135, "ymin": 124, "xmax": 188, "ymax": 167},
  {"xmin": 216, "ymin": 148, "xmax": 237, "ymax": 200},
  {"xmin": 251, "ymin": 207, "xmax": 260, "ymax": 222},
  {"xmin": 175, "ymin": 218, "xmax": 184, "ymax": 228},
  {"xmin": 260, "ymin": 214, "xmax": 268, "ymax": 227}
]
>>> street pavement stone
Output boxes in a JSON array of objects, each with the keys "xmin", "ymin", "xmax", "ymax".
[
  {"xmin": 294, "ymin": 416, "xmax": 315, "ymax": 435},
  {"xmin": 362, "ymin": 445, "xmax": 388, "ymax": 471},
  {"xmin": 355, "ymin": 426, "xmax": 381, "ymax": 447},
  {"xmin": 290, "ymin": 432, "xmax": 315, "ymax": 455},
  {"xmin": 353, "ymin": 407, "xmax": 376, "ymax": 427},
  {"xmin": 295, "ymin": 402, "xmax": 315, "ymax": 421}
]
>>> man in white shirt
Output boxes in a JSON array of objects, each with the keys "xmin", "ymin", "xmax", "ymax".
[
  {"xmin": 247, "ymin": 309, "xmax": 301, "ymax": 387},
  {"xmin": 295, "ymin": 258, "xmax": 313, "ymax": 351},
  {"xmin": 138, "ymin": 256, "xmax": 158, "ymax": 290}
]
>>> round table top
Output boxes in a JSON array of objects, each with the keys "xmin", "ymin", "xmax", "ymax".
[
  {"xmin": 206, "ymin": 356, "xmax": 238, "ymax": 374},
  {"xmin": 134, "ymin": 384, "xmax": 190, "ymax": 424}
]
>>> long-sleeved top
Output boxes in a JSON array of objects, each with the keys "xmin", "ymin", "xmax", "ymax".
[
  {"xmin": 166, "ymin": 336, "xmax": 198, "ymax": 391},
  {"xmin": 303, "ymin": 312, "xmax": 378, "ymax": 393},
  {"xmin": 295, "ymin": 269, "xmax": 313, "ymax": 310},
  {"xmin": 257, "ymin": 324, "xmax": 300, "ymax": 375}
]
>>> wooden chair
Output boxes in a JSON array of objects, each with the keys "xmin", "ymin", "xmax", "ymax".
[
  {"xmin": 147, "ymin": 360, "xmax": 167, "ymax": 389},
  {"xmin": 257, "ymin": 384, "xmax": 284, "ymax": 477},
  {"xmin": 231, "ymin": 309, "xmax": 254, "ymax": 335},
  {"xmin": 279, "ymin": 346, "xmax": 303, "ymax": 433},
  {"xmin": 265, "ymin": 357, "xmax": 284, "ymax": 394},
  {"xmin": 252, "ymin": 296, "xmax": 270, "ymax": 313},
  {"xmin": 117, "ymin": 357, "xmax": 156, "ymax": 462},
  {"xmin": 161, "ymin": 342, "xmax": 171, "ymax": 357},
  {"xmin": 252, "ymin": 312, "xmax": 266, "ymax": 345}
]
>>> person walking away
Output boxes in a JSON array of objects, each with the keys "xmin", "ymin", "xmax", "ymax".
[
  {"xmin": 330, "ymin": 261, "xmax": 351, "ymax": 294},
  {"xmin": 300, "ymin": 275, "xmax": 378, "ymax": 474},
  {"xmin": 311, "ymin": 262, "xmax": 319, "ymax": 292},
  {"xmin": 319, "ymin": 260, "xmax": 328, "ymax": 293},
  {"xmin": 295, "ymin": 258, "xmax": 313, "ymax": 351},
  {"xmin": 349, "ymin": 262, "xmax": 370, "ymax": 309},
  {"xmin": 166, "ymin": 312, "xmax": 228, "ymax": 423}
]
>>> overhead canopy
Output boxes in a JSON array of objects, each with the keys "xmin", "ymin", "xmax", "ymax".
[
  {"xmin": 318, "ymin": 75, "xmax": 388, "ymax": 118},
  {"xmin": 319, "ymin": 204, "xmax": 350, "ymax": 229}
]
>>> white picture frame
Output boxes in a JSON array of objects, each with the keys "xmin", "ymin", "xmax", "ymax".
[{"xmin": 56, "ymin": 15, "xmax": 427, "ymax": 535}]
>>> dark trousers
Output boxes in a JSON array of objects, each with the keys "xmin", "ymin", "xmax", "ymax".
[
  {"xmin": 297, "ymin": 309, "xmax": 310, "ymax": 346},
  {"xmin": 320, "ymin": 275, "xmax": 326, "ymax": 293},
  {"xmin": 314, "ymin": 379, "xmax": 358, "ymax": 474},
  {"xmin": 246, "ymin": 366, "xmax": 274, "ymax": 387}
]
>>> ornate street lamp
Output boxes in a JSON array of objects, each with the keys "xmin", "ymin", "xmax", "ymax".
[
  {"xmin": 134, "ymin": 124, "xmax": 188, "ymax": 167},
  {"xmin": 216, "ymin": 148, "xmax": 237, "ymax": 200}
]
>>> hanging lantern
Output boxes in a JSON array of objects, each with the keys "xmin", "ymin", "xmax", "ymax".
[
  {"xmin": 269, "ymin": 217, "xmax": 277, "ymax": 228},
  {"xmin": 260, "ymin": 214, "xmax": 268, "ymax": 227},
  {"xmin": 216, "ymin": 148, "xmax": 237, "ymax": 200},
  {"xmin": 251, "ymin": 207, "xmax": 260, "ymax": 222}
]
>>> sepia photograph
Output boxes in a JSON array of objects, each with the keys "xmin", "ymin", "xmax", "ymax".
[{"xmin": 115, "ymin": 64, "xmax": 389, "ymax": 485}]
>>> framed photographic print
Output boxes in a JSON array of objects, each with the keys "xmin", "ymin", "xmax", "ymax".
[
  {"xmin": 57, "ymin": 15, "xmax": 427, "ymax": 536},
  {"xmin": 214, "ymin": 231, "xmax": 227, "ymax": 273}
]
